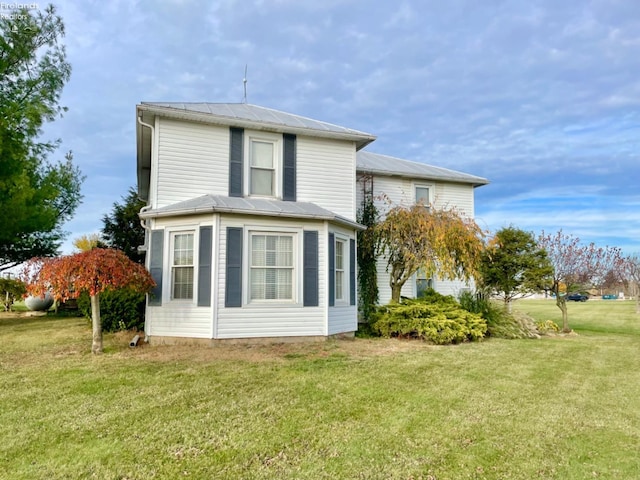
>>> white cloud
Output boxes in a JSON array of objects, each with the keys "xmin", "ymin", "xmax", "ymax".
[{"xmin": 34, "ymin": 0, "xmax": 639, "ymax": 256}]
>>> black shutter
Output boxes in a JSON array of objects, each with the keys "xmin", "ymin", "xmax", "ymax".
[
  {"xmin": 350, "ymin": 238, "xmax": 356, "ymax": 306},
  {"xmin": 148, "ymin": 230, "xmax": 164, "ymax": 306},
  {"xmin": 229, "ymin": 127, "xmax": 244, "ymax": 197},
  {"xmin": 225, "ymin": 227, "xmax": 243, "ymax": 307},
  {"xmin": 303, "ymin": 231, "xmax": 318, "ymax": 307},
  {"xmin": 283, "ymin": 133, "xmax": 296, "ymax": 201},
  {"xmin": 197, "ymin": 226, "xmax": 213, "ymax": 307},
  {"xmin": 328, "ymin": 233, "xmax": 335, "ymax": 307}
]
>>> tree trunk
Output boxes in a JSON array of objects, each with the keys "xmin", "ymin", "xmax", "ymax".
[
  {"xmin": 504, "ymin": 298, "xmax": 512, "ymax": 313},
  {"xmin": 390, "ymin": 284, "xmax": 402, "ymax": 303},
  {"xmin": 556, "ymin": 295, "xmax": 570, "ymax": 332},
  {"xmin": 91, "ymin": 293, "xmax": 103, "ymax": 354}
]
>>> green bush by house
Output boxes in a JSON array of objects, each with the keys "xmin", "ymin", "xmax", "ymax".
[
  {"xmin": 77, "ymin": 288, "xmax": 145, "ymax": 332},
  {"xmin": 371, "ymin": 291, "xmax": 487, "ymax": 344}
]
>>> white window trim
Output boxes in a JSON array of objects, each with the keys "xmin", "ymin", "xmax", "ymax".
[
  {"xmin": 414, "ymin": 182, "xmax": 434, "ymax": 209},
  {"xmin": 244, "ymin": 130, "xmax": 283, "ymax": 199},
  {"xmin": 167, "ymin": 228, "xmax": 198, "ymax": 303},
  {"xmin": 334, "ymin": 234, "xmax": 349, "ymax": 306},
  {"xmin": 243, "ymin": 225, "xmax": 302, "ymax": 306},
  {"xmin": 415, "ymin": 268, "xmax": 434, "ymax": 298}
]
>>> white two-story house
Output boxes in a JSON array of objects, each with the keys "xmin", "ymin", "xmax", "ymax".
[{"xmin": 136, "ymin": 102, "xmax": 488, "ymax": 343}]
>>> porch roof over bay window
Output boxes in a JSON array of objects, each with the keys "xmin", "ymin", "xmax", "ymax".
[{"xmin": 139, "ymin": 194, "xmax": 366, "ymax": 231}]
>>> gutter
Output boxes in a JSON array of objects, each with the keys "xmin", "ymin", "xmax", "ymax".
[{"xmin": 357, "ymin": 168, "xmax": 490, "ymax": 187}]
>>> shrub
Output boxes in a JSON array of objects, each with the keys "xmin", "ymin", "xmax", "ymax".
[
  {"xmin": 458, "ymin": 291, "xmax": 539, "ymax": 339},
  {"xmin": 77, "ymin": 288, "xmax": 145, "ymax": 332},
  {"xmin": 371, "ymin": 294, "xmax": 487, "ymax": 344}
]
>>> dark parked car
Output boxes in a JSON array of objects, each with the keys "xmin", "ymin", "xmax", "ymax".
[{"xmin": 567, "ymin": 293, "xmax": 589, "ymax": 302}]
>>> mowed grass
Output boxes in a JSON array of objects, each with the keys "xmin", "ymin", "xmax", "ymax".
[{"xmin": 1, "ymin": 301, "xmax": 640, "ymax": 479}]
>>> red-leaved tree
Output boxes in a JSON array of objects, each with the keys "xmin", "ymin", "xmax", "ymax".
[
  {"xmin": 25, "ymin": 248, "xmax": 155, "ymax": 354},
  {"xmin": 538, "ymin": 230, "xmax": 624, "ymax": 332}
]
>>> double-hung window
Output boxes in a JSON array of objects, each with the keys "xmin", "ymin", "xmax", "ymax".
[
  {"xmin": 416, "ymin": 267, "xmax": 433, "ymax": 298},
  {"xmin": 171, "ymin": 232, "xmax": 194, "ymax": 300},
  {"xmin": 250, "ymin": 139, "xmax": 276, "ymax": 196},
  {"xmin": 335, "ymin": 238, "xmax": 346, "ymax": 302},
  {"xmin": 415, "ymin": 185, "xmax": 432, "ymax": 211},
  {"xmin": 250, "ymin": 233, "xmax": 294, "ymax": 301}
]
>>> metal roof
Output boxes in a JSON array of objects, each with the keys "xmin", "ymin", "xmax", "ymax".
[
  {"xmin": 139, "ymin": 195, "xmax": 365, "ymax": 230},
  {"xmin": 356, "ymin": 151, "xmax": 489, "ymax": 187},
  {"xmin": 138, "ymin": 102, "xmax": 376, "ymax": 150}
]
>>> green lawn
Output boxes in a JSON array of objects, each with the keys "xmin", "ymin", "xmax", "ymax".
[{"xmin": 1, "ymin": 301, "xmax": 639, "ymax": 479}]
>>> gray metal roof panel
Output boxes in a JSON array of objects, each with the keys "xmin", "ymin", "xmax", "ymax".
[
  {"xmin": 140, "ymin": 102, "xmax": 376, "ymax": 141},
  {"xmin": 140, "ymin": 195, "xmax": 365, "ymax": 230},
  {"xmin": 356, "ymin": 151, "xmax": 489, "ymax": 186}
]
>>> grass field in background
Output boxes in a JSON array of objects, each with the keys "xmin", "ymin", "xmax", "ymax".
[{"xmin": 1, "ymin": 300, "xmax": 639, "ymax": 479}]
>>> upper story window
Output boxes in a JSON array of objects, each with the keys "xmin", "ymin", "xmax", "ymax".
[
  {"xmin": 246, "ymin": 131, "xmax": 282, "ymax": 198},
  {"xmin": 250, "ymin": 140, "xmax": 276, "ymax": 196},
  {"xmin": 415, "ymin": 184, "xmax": 433, "ymax": 210},
  {"xmin": 171, "ymin": 232, "xmax": 194, "ymax": 300}
]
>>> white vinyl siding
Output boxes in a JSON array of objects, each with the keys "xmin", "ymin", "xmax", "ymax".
[
  {"xmin": 435, "ymin": 182, "xmax": 475, "ymax": 216},
  {"xmin": 155, "ymin": 118, "xmax": 229, "ymax": 208},
  {"xmin": 297, "ymin": 136, "xmax": 356, "ymax": 219}
]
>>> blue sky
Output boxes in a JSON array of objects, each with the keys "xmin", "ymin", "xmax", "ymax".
[{"xmin": 34, "ymin": 0, "xmax": 640, "ymax": 254}]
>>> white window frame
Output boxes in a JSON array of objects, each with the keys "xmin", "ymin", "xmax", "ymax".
[
  {"xmin": 246, "ymin": 228, "xmax": 298, "ymax": 305},
  {"xmin": 169, "ymin": 230, "xmax": 197, "ymax": 302},
  {"xmin": 415, "ymin": 268, "xmax": 433, "ymax": 298},
  {"xmin": 334, "ymin": 235, "xmax": 349, "ymax": 305},
  {"xmin": 244, "ymin": 130, "xmax": 282, "ymax": 199},
  {"xmin": 414, "ymin": 183, "xmax": 434, "ymax": 211}
]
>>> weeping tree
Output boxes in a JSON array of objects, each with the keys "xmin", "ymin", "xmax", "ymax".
[
  {"xmin": 24, "ymin": 249, "xmax": 155, "ymax": 354},
  {"xmin": 538, "ymin": 230, "xmax": 624, "ymax": 332},
  {"xmin": 376, "ymin": 204, "xmax": 484, "ymax": 303}
]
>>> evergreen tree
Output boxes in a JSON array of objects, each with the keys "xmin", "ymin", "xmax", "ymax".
[
  {"xmin": 0, "ymin": 5, "xmax": 83, "ymax": 270},
  {"xmin": 101, "ymin": 187, "xmax": 146, "ymax": 264}
]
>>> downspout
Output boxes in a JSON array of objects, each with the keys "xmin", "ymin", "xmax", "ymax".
[
  {"xmin": 137, "ymin": 113, "xmax": 155, "ymax": 343},
  {"xmin": 137, "ymin": 112, "xmax": 155, "ymax": 205}
]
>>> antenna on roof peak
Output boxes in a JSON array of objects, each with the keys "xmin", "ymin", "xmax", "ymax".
[{"xmin": 242, "ymin": 64, "xmax": 248, "ymax": 104}]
